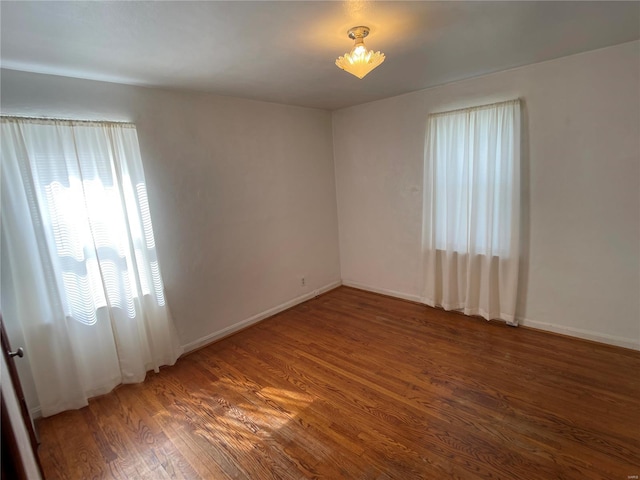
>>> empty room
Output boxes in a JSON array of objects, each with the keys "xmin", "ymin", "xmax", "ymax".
[{"xmin": 1, "ymin": 1, "xmax": 639, "ymax": 479}]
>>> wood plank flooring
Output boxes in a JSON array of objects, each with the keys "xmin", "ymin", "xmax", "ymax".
[{"xmin": 37, "ymin": 286, "xmax": 640, "ymax": 479}]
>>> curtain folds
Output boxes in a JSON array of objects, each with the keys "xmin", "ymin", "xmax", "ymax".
[
  {"xmin": 422, "ymin": 100, "xmax": 521, "ymax": 324},
  {"xmin": 1, "ymin": 117, "xmax": 183, "ymax": 417}
]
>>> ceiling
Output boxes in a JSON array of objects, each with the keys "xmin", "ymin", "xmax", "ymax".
[{"xmin": 1, "ymin": 1, "xmax": 638, "ymax": 110}]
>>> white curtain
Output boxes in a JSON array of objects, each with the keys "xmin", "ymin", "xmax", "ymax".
[
  {"xmin": 422, "ymin": 100, "xmax": 520, "ymax": 324},
  {"xmin": 1, "ymin": 117, "xmax": 183, "ymax": 417}
]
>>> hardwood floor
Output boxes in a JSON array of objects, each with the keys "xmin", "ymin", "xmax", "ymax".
[{"xmin": 37, "ymin": 286, "xmax": 640, "ymax": 479}]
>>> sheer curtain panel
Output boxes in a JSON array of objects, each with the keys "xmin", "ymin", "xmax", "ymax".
[
  {"xmin": 1, "ymin": 117, "xmax": 183, "ymax": 417},
  {"xmin": 422, "ymin": 100, "xmax": 521, "ymax": 323}
]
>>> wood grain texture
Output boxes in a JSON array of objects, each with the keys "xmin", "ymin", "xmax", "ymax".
[{"xmin": 36, "ymin": 286, "xmax": 640, "ymax": 479}]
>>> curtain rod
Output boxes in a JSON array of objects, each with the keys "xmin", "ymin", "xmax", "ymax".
[
  {"xmin": 0, "ymin": 115, "xmax": 135, "ymax": 127},
  {"xmin": 429, "ymin": 98, "xmax": 521, "ymax": 118}
]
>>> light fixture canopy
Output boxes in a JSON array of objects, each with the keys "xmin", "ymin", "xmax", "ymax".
[{"xmin": 335, "ymin": 26, "xmax": 385, "ymax": 79}]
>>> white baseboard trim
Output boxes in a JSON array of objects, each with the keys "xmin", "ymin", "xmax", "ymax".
[
  {"xmin": 341, "ymin": 280, "xmax": 422, "ymax": 303},
  {"xmin": 518, "ymin": 317, "xmax": 639, "ymax": 351},
  {"xmin": 181, "ymin": 280, "xmax": 343, "ymax": 354},
  {"xmin": 341, "ymin": 280, "xmax": 640, "ymax": 352},
  {"xmin": 29, "ymin": 406, "xmax": 42, "ymax": 419}
]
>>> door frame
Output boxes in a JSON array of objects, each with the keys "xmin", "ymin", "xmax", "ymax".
[{"xmin": 1, "ymin": 313, "xmax": 44, "ymax": 479}]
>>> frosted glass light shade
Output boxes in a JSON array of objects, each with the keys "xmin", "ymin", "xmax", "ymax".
[{"xmin": 335, "ymin": 26, "xmax": 385, "ymax": 79}]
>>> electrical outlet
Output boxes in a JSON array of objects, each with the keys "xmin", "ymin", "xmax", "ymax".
[{"xmin": 301, "ymin": 277, "xmax": 306, "ymax": 287}]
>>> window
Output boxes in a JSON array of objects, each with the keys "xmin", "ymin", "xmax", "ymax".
[
  {"xmin": 1, "ymin": 117, "xmax": 182, "ymax": 417},
  {"xmin": 423, "ymin": 99, "xmax": 520, "ymax": 257},
  {"xmin": 422, "ymin": 99, "xmax": 521, "ymax": 322},
  {"xmin": 7, "ymin": 120, "xmax": 163, "ymax": 325}
]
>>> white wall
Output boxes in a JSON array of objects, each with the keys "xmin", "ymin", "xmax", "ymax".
[
  {"xmin": 333, "ymin": 40, "xmax": 640, "ymax": 350},
  {"xmin": 1, "ymin": 70, "xmax": 341, "ymax": 364}
]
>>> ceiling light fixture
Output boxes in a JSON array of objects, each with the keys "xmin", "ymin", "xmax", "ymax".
[{"xmin": 335, "ymin": 26, "xmax": 385, "ymax": 79}]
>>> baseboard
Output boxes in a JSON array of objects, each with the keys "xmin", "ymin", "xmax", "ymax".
[
  {"xmin": 342, "ymin": 280, "xmax": 640, "ymax": 352},
  {"xmin": 518, "ymin": 317, "xmax": 639, "ymax": 351},
  {"xmin": 181, "ymin": 280, "xmax": 343, "ymax": 354},
  {"xmin": 29, "ymin": 406, "xmax": 42, "ymax": 419},
  {"xmin": 341, "ymin": 280, "xmax": 423, "ymax": 303}
]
